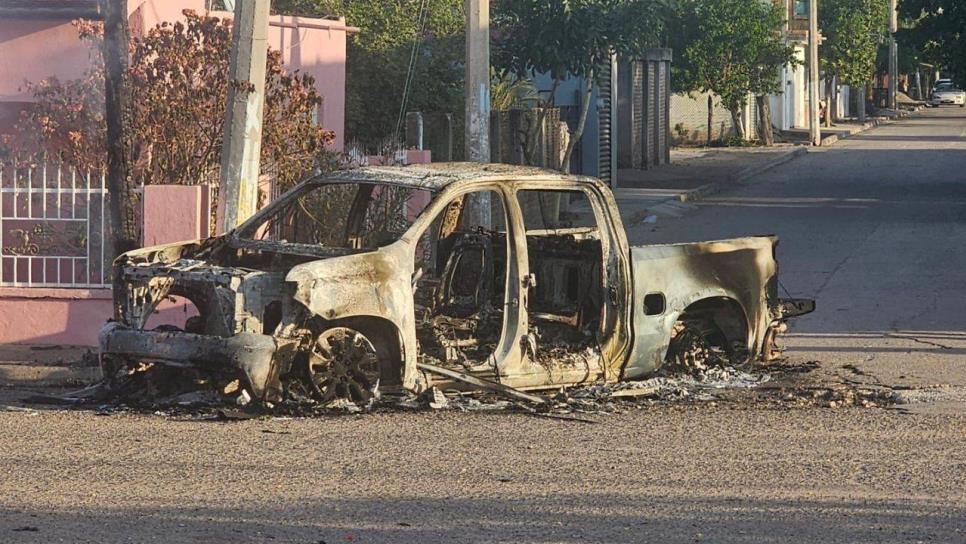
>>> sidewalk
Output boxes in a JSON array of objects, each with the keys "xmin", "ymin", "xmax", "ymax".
[
  {"xmin": 0, "ymin": 345, "xmax": 99, "ymax": 388},
  {"xmin": 613, "ymin": 145, "xmax": 806, "ymax": 221},
  {"xmin": 613, "ymin": 110, "xmax": 912, "ymax": 223},
  {"xmin": 782, "ymin": 110, "xmax": 913, "ymax": 146}
]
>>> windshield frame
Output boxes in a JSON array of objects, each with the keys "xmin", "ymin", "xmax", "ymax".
[{"xmin": 229, "ymin": 176, "xmax": 440, "ymax": 254}]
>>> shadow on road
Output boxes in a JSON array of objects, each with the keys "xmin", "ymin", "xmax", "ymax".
[
  {"xmin": 848, "ymin": 134, "xmax": 966, "ymax": 142},
  {"xmin": 2, "ymin": 493, "xmax": 964, "ymax": 543}
]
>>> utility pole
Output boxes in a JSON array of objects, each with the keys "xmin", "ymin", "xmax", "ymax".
[
  {"xmin": 102, "ymin": 0, "xmax": 139, "ymax": 256},
  {"xmin": 465, "ymin": 0, "xmax": 490, "ymax": 163},
  {"xmin": 218, "ymin": 0, "xmax": 271, "ymax": 233},
  {"xmin": 463, "ymin": 0, "xmax": 491, "ymax": 226},
  {"xmin": 888, "ymin": 0, "xmax": 898, "ymax": 110},
  {"xmin": 808, "ymin": 0, "xmax": 821, "ymax": 146}
]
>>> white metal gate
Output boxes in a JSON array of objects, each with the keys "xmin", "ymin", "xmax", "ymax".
[{"xmin": 0, "ymin": 164, "xmax": 110, "ymax": 288}]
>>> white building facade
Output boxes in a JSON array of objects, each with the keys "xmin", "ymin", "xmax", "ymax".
[{"xmin": 768, "ymin": 0, "xmax": 810, "ymax": 131}]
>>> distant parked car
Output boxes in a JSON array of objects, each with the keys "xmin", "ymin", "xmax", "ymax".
[{"xmin": 931, "ymin": 86, "xmax": 966, "ymax": 107}]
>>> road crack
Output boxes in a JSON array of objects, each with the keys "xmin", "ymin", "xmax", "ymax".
[{"xmin": 885, "ymin": 333, "xmax": 953, "ymax": 350}]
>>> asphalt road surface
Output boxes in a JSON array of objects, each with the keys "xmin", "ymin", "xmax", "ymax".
[
  {"xmin": 629, "ymin": 107, "xmax": 966, "ymax": 400},
  {"xmin": 3, "ymin": 109, "xmax": 966, "ymax": 543}
]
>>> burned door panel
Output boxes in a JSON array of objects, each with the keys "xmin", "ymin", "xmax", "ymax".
[{"xmin": 514, "ymin": 189, "xmax": 606, "ymax": 381}]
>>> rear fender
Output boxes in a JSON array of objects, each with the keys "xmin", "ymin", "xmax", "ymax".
[{"xmin": 623, "ymin": 237, "xmax": 777, "ymax": 379}]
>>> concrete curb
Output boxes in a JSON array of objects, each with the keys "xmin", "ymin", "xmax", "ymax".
[
  {"xmin": 733, "ymin": 146, "xmax": 809, "ymax": 184},
  {"xmin": 655, "ymin": 110, "xmax": 910, "ymax": 208},
  {"xmin": 673, "ymin": 146, "xmax": 809, "ymax": 204},
  {"xmin": 819, "ymin": 115, "xmax": 903, "ymax": 147},
  {"xmin": 619, "ymin": 146, "xmax": 810, "ymax": 224}
]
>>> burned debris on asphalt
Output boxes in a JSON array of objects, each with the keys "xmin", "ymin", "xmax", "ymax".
[{"xmin": 43, "ymin": 346, "xmax": 895, "ymax": 418}]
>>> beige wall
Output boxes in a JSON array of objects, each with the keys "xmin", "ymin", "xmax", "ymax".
[{"xmin": 670, "ymin": 92, "xmax": 737, "ymax": 144}]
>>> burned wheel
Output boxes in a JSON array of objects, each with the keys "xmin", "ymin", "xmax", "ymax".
[
  {"xmin": 307, "ymin": 327, "xmax": 380, "ymax": 404},
  {"xmin": 666, "ymin": 321, "xmax": 714, "ymax": 370}
]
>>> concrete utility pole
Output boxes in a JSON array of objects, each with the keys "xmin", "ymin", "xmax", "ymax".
[
  {"xmin": 218, "ymin": 0, "xmax": 271, "ymax": 233},
  {"xmin": 808, "ymin": 0, "xmax": 821, "ymax": 146},
  {"xmin": 464, "ymin": 0, "xmax": 490, "ymax": 163},
  {"xmin": 888, "ymin": 0, "xmax": 898, "ymax": 110},
  {"xmin": 463, "ymin": 0, "xmax": 491, "ymax": 226}
]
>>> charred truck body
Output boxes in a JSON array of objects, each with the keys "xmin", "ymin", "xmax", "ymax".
[{"xmin": 100, "ymin": 163, "xmax": 814, "ymax": 402}]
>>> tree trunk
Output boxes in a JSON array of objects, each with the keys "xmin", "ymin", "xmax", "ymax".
[
  {"xmin": 523, "ymin": 77, "xmax": 560, "ymax": 166},
  {"xmin": 560, "ymin": 73, "xmax": 593, "ymax": 174},
  {"xmin": 730, "ymin": 107, "xmax": 745, "ymax": 141},
  {"xmin": 824, "ymin": 78, "xmax": 833, "ymax": 127},
  {"xmin": 102, "ymin": 0, "xmax": 139, "ymax": 257},
  {"xmin": 756, "ymin": 95, "xmax": 774, "ymax": 146},
  {"xmin": 707, "ymin": 94, "xmax": 713, "ymax": 146},
  {"xmin": 857, "ymin": 85, "xmax": 867, "ymax": 123}
]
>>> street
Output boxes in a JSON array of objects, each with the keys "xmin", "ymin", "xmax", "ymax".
[
  {"xmin": 3, "ymin": 110, "xmax": 966, "ymax": 543},
  {"xmin": 630, "ymin": 107, "xmax": 966, "ymax": 398}
]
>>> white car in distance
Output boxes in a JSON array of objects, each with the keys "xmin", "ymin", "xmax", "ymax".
[{"xmin": 931, "ymin": 84, "xmax": 966, "ymax": 107}]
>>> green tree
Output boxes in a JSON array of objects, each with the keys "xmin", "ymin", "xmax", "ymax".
[
  {"xmin": 820, "ymin": 0, "xmax": 889, "ymax": 124},
  {"xmin": 275, "ymin": 0, "xmax": 466, "ymax": 153},
  {"xmin": 899, "ymin": 0, "xmax": 966, "ymax": 86},
  {"xmin": 492, "ymin": 0, "xmax": 671, "ymax": 171},
  {"xmin": 490, "ymin": 72, "xmax": 538, "ymax": 110},
  {"xmin": 670, "ymin": 0, "xmax": 795, "ymax": 142}
]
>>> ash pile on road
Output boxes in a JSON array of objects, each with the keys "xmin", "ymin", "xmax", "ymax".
[
  {"xmin": 549, "ymin": 365, "xmax": 767, "ymax": 414},
  {"xmin": 34, "ymin": 341, "xmax": 891, "ymax": 418},
  {"xmin": 520, "ymin": 344, "xmax": 771, "ymax": 416},
  {"xmin": 39, "ymin": 354, "xmax": 770, "ymax": 418}
]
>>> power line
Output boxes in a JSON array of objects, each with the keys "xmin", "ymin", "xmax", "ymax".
[{"xmin": 393, "ymin": 0, "xmax": 430, "ymax": 146}]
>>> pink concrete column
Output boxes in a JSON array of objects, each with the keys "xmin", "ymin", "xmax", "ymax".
[
  {"xmin": 405, "ymin": 150, "xmax": 432, "ymax": 164},
  {"xmin": 363, "ymin": 150, "xmax": 432, "ymax": 166},
  {"xmin": 142, "ymin": 185, "xmax": 212, "ymax": 246}
]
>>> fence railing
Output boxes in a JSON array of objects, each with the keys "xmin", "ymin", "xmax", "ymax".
[{"xmin": 0, "ymin": 164, "xmax": 110, "ymax": 288}]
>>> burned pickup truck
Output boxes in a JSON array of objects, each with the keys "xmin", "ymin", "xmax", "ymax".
[{"xmin": 100, "ymin": 163, "xmax": 813, "ymax": 404}]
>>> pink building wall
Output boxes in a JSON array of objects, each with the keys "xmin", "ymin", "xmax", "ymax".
[
  {"xmin": 0, "ymin": 287, "xmax": 112, "ymax": 345},
  {"xmin": 0, "ymin": 1, "xmax": 351, "ymax": 147},
  {"xmin": 0, "ymin": 19, "xmax": 92, "ymax": 131},
  {"xmin": 0, "ymin": 0, "xmax": 202, "ymax": 134},
  {"xmin": 209, "ymin": 11, "xmax": 355, "ymax": 150},
  {"xmin": 142, "ymin": 185, "xmax": 211, "ymax": 247},
  {"xmin": 0, "ymin": 184, "xmax": 212, "ymax": 346},
  {"xmin": 128, "ymin": 0, "xmax": 207, "ymax": 37}
]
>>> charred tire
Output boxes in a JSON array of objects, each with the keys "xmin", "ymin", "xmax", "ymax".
[
  {"xmin": 306, "ymin": 327, "xmax": 381, "ymax": 404},
  {"xmin": 665, "ymin": 319, "xmax": 719, "ymax": 371}
]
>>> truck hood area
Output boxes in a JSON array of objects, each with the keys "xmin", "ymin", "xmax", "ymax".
[
  {"xmin": 110, "ymin": 236, "xmax": 349, "ymax": 334},
  {"xmin": 102, "ymin": 235, "xmax": 392, "ymax": 401}
]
